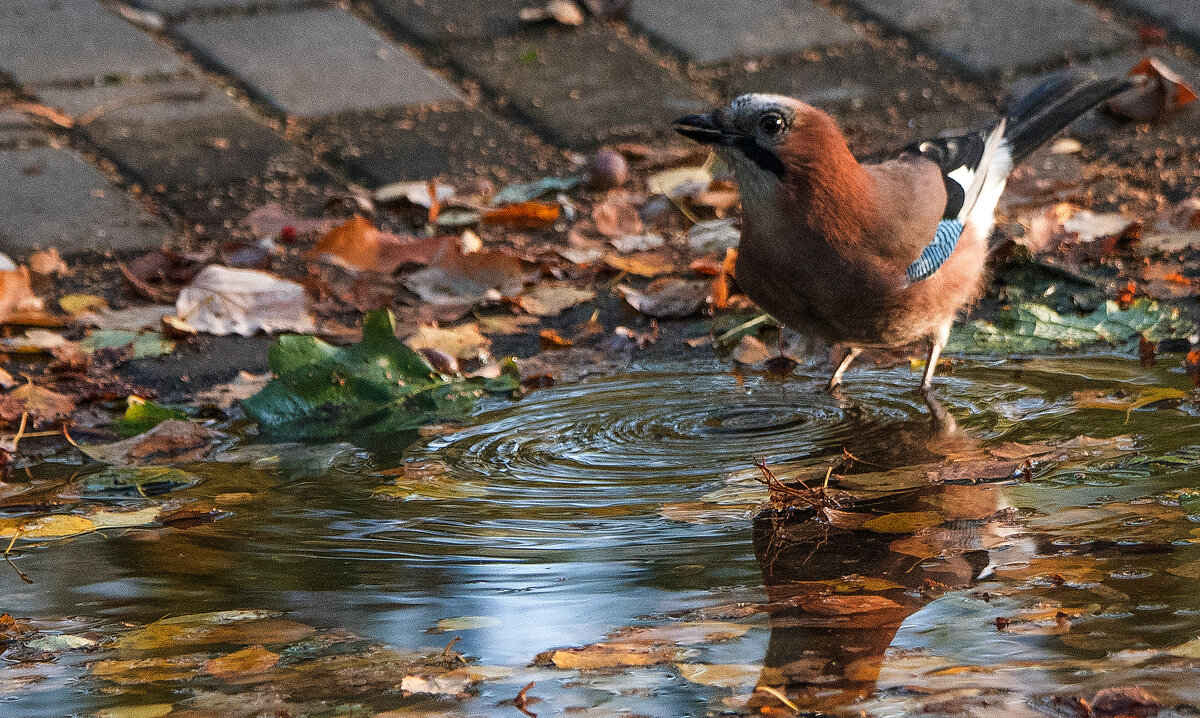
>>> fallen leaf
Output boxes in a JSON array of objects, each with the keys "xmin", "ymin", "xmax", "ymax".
[
  {"xmin": 539, "ymin": 328, "xmax": 573, "ymax": 349},
  {"xmin": 0, "ymin": 329, "xmax": 71, "ymax": 353},
  {"xmin": 400, "ymin": 673, "xmax": 473, "ymax": 697},
  {"xmin": 675, "ymin": 663, "xmax": 760, "ymax": 688},
  {"xmin": 0, "ymin": 382, "xmax": 74, "ymax": 425},
  {"xmin": 374, "ymin": 179, "xmax": 454, "ymax": 207},
  {"xmin": 592, "ymin": 194, "xmax": 643, "ymax": 238},
  {"xmin": 477, "ymin": 314, "xmax": 540, "ymax": 335},
  {"xmin": 310, "ymin": 216, "xmax": 443, "ymax": 274},
  {"xmin": 405, "ymin": 243, "xmax": 527, "ymax": 307},
  {"xmin": 434, "ymin": 616, "xmax": 502, "ymax": 632},
  {"xmin": 82, "ymin": 420, "xmax": 224, "ymax": 466},
  {"xmin": 647, "ymin": 166, "xmax": 711, "ymax": 198},
  {"xmin": 519, "ymin": 0, "xmax": 584, "ymax": 25},
  {"xmin": 28, "ymin": 248, "xmax": 68, "ymax": 278},
  {"xmin": 203, "ymin": 645, "xmax": 279, "ymax": 678},
  {"xmin": 800, "ymin": 595, "xmax": 904, "ymax": 616},
  {"xmin": 618, "ymin": 278, "xmax": 710, "ymax": 318},
  {"xmin": 113, "ymin": 612, "xmax": 313, "ymax": 651},
  {"xmin": 404, "ymin": 323, "xmax": 491, "ymax": 361},
  {"xmin": 192, "ymin": 371, "xmax": 271, "ymax": 408},
  {"xmin": 0, "ymin": 268, "xmax": 50, "ymax": 325},
  {"xmin": 518, "ymin": 283, "xmax": 595, "ymax": 317},
  {"xmin": 79, "ymin": 305, "xmax": 174, "ymax": 331},
  {"xmin": 59, "ymin": 294, "xmax": 107, "ymax": 315},
  {"xmin": 490, "ymin": 175, "xmax": 581, "ymax": 205},
  {"xmin": 176, "ymin": 265, "xmax": 314, "ymax": 337},
  {"xmin": 1106, "ymin": 57, "xmax": 1198, "ymax": 121},
  {"xmin": 609, "ymin": 233, "xmax": 664, "ymax": 253},
  {"xmin": 482, "ymin": 202, "xmax": 560, "ymax": 230},
  {"xmin": 0, "ymin": 514, "xmax": 95, "ymax": 539},
  {"xmin": 732, "ymin": 335, "xmax": 773, "ymax": 366},
  {"xmin": 1074, "ymin": 387, "xmax": 1186, "ymax": 413},
  {"xmin": 610, "ymin": 621, "xmax": 751, "ymax": 646},
  {"xmin": 112, "ymin": 397, "xmax": 186, "ymax": 437},
  {"xmin": 603, "ymin": 252, "xmax": 675, "ymax": 277},
  {"xmin": 542, "ymin": 644, "xmax": 681, "ymax": 669},
  {"xmin": 688, "ymin": 218, "xmax": 740, "ymax": 253},
  {"xmin": 861, "ymin": 511, "xmax": 944, "ymax": 534}
]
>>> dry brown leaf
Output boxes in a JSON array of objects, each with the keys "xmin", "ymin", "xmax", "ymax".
[
  {"xmin": 518, "ymin": 283, "xmax": 594, "ymax": 317},
  {"xmin": 603, "ymin": 252, "xmax": 675, "ymax": 277},
  {"xmin": 618, "ymin": 278, "xmax": 710, "ymax": 318},
  {"xmin": 482, "ymin": 201, "xmax": 560, "ymax": 230},
  {"xmin": 405, "ymin": 243, "xmax": 528, "ymax": 307},
  {"xmin": 0, "ymin": 382, "xmax": 74, "ymax": 424},
  {"xmin": 592, "ymin": 194, "xmax": 644, "ymax": 237},
  {"xmin": 310, "ymin": 216, "xmax": 444, "ymax": 274},
  {"xmin": 204, "ymin": 645, "xmax": 279, "ymax": 678},
  {"xmin": 539, "ymin": 328, "xmax": 573, "ymax": 349},
  {"xmin": 543, "ymin": 643, "xmax": 681, "ymax": 669},
  {"xmin": 404, "ymin": 323, "xmax": 491, "ymax": 361},
  {"xmin": 0, "ymin": 268, "xmax": 50, "ymax": 325},
  {"xmin": 800, "ymin": 595, "xmax": 904, "ymax": 616},
  {"xmin": 28, "ymin": 248, "xmax": 68, "ymax": 278},
  {"xmin": 1106, "ymin": 58, "xmax": 1198, "ymax": 121},
  {"xmin": 81, "ymin": 420, "xmax": 224, "ymax": 466},
  {"xmin": 246, "ymin": 202, "xmax": 335, "ymax": 238}
]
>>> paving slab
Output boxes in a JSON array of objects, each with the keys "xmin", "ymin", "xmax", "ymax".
[
  {"xmin": 369, "ymin": 0, "xmax": 530, "ymax": 43},
  {"xmin": 854, "ymin": 0, "xmax": 1135, "ymax": 75},
  {"xmin": 0, "ymin": 0, "xmax": 183, "ymax": 86},
  {"xmin": 0, "ymin": 146, "xmax": 171, "ymax": 255},
  {"xmin": 628, "ymin": 0, "xmax": 861, "ymax": 64},
  {"xmin": 1117, "ymin": 0, "xmax": 1200, "ymax": 44},
  {"xmin": 176, "ymin": 8, "xmax": 464, "ymax": 117},
  {"xmin": 446, "ymin": 24, "xmax": 710, "ymax": 148},
  {"xmin": 315, "ymin": 105, "xmax": 561, "ymax": 188},
  {"xmin": 38, "ymin": 79, "xmax": 306, "ymax": 188},
  {"xmin": 0, "ymin": 109, "xmax": 47, "ymax": 147},
  {"xmin": 131, "ymin": 0, "xmax": 311, "ymax": 16}
]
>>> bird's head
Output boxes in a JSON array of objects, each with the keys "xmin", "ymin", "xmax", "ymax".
[{"xmin": 673, "ymin": 94, "xmax": 813, "ymax": 200}]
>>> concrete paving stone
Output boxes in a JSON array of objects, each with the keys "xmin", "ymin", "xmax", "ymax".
[
  {"xmin": 369, "ymin": 0, "xmax": 530, "ymax": 43},
  {"xmin": 0, "ymin": 0, "xmax": 183, "ymax": 86},
  {"xmin": 37, "ymin": 79, "xmax": 307, "ymax": 188},
  {"xmin": 130, "ymin": 0, "xmax": 310, "ymax": 16},
  {"xmin": 315, "ymin": 105, "xmax": 562, "ymax": 188},
  {"xmin": 0, "ymin": 146, "xmax": 171, "ymax": 255},
  {"xmin": 0, "ymin": 109, "xmax": 47, "ymax": 147},
  {"xmin": 176, "ymin": 8, "xmax": 464, "ymax": 117},
  {"xmin": 854, "ymin": 0, "xmax": 1135, "ymax": 75},
  {"xmin": 628, "ymin": 0, "xmax": 861, "ymax": 64},
  {"xmin": 445, "ymin": 24, "xmax": 710, "ymax": 148},
  {"xmin": 1118, "ymin": 0, "xmax": 1200, "ymax": 44}
]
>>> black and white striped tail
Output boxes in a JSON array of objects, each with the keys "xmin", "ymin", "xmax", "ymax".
[{"xmin": 902, "ymin": 74, "xmax": 1135, "ymax": 284}]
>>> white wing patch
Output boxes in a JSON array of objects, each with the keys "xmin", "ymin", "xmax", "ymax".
[{"xmin": 946, "ymin": 165, "xmax": 975, "ymax": 193}]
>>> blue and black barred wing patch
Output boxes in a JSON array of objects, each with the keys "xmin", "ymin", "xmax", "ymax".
[{"xmin": 905, "ymin": 219, "xmax": 964, "ymax": 284}]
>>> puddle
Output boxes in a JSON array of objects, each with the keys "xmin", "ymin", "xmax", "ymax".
[{"xmin": 3, "ymin": 357, "xmax": 1200, "ymax": 716}]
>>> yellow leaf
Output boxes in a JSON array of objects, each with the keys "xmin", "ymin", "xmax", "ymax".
[
  {"xmin": 434, "ymin": 616, "xmax": 501, "ymax": 632},
  {"xmin": 1074, "ymin": 387, "xmax": 1187, "ymax": 416},
  {"xmin": 862, "ymin": 511, "xmax": 944, "ymax": 534},
  {"xmin": 60, "ymin": 294, "xmax": 108, "ymax": 315},
  {"xmin": 0, "ymin": 514, "xmax": 95, "ymax": 539},
  {"xmin": 203, "ymin": 645, "xmax": 279, "ymax": 678},
  {"xmin": 675, "ymin": 663, "xmax": 761, "ymax": 688}
]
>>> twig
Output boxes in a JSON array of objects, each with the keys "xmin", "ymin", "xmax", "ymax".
[
  {"xmin": 10, "ymin": 413, "xmax": 27, "ymax": 450},
  {"xmin": 441, "ymin": 635, "xmax": 462, "ymax": 661},
  {"xmin": 5, "ymin": 528, "xmax": 21, "ymax": 556},
  {"xmin": 713, "ymin": 313, "xmax": 774, "ymax": 347},
  {"xmin": 514, "ymin": 681, "xmax": 537, "ymax": 718},
  {"xmin": 4, "ymin": 554, "xmax": 31, "ymax": 584},
  {"xmin": 755, "ymin": 685, "xmax": 800, "ymax": 714}
]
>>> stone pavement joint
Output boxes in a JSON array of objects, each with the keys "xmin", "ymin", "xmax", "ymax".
[
  {"xmin": 628, "ymin": 0, "xmax": 862, "ymax": 65},
  {"xmin": 176, "ymin": 7, "xmax": 464, "ymax": 118},
  {"xmin": 0, "ymin": 0, "xmax": 183, "ymax": 86},
  {"xmin": 1116, "ymin": 0, "xmax": 1200, "ymax": 47}
]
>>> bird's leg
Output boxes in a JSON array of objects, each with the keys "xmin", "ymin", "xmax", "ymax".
[
  {"xmin": 920, "ymin": 324, "xmax": 952, "ymax": 391},
  {"xmin": 920, "ymin": 386, "xmax": 958, "ymax": 434},
  {"xmin": 828, "ymin": 347, "xmax": 862, "ymax": 390}
]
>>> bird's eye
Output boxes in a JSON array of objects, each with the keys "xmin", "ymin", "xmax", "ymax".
[{"xmin": 758, "ymin": 113, "xmax": 785, "ymax": 137}]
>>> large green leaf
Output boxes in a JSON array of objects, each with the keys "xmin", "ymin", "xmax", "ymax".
[
  {"xmin": 948, "ymin": 298, "xmax": 1196, "ymax": 355},
  {"xmin": 242, "ymin": 310, "xmax": 516, "ymax": 439}
]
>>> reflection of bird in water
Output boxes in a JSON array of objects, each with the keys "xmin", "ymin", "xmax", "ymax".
[{"xmin": 743, "ymin": 404, "xmax": 1029, "ymax": 714}]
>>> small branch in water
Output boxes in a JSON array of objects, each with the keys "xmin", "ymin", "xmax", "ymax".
[
  {"xmin": 755, "ymin": 685, "xmax": 800, "ymax": 714},
  {"xmin": 514, "ymin": 681, "xmax": 538, "ymax": 717}
]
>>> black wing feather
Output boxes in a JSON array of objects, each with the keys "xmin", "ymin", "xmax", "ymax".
[{"xmin": 901, "ymin": 132, "xmax": 987, "ymax": 219}]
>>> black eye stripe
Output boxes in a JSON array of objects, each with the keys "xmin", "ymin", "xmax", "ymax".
[{"xmin": 731, "ymin": 136, "xmax": 786, "ymax": 179}]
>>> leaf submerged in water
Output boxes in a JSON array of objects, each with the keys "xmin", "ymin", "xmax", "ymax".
[{"xmin": 242, "ymin": 309, "xmax": 519, "ymax": 440}]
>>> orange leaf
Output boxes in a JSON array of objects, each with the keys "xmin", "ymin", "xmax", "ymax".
[
  {"xmin": 483, "ymin": 202, "xmax": 560, "ymax": 230},
  {"xmin": 310, "ymin": 216, "xmax": 443, "ymax": 274}
]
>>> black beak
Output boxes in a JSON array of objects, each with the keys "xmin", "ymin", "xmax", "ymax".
[{"xmin": 673, "ymin": 112, "xmax": 725, "ymax": 144}]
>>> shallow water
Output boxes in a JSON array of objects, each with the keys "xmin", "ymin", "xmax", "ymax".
[{"xmin": 4, "ymin": 355, "xmax": 1200, "ymax": 717}]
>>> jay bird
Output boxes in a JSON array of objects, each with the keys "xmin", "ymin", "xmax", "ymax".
[{"xmin": 674, "ymin": 75, "xmax": 1135, "ymax": 392}]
